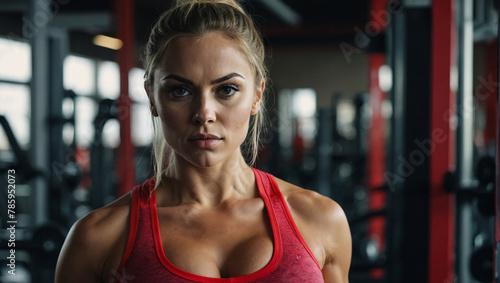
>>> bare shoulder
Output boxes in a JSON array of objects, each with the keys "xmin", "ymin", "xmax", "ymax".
[
  {"xmin": 55, "ymin": 191, "xmax": 133, "ymax": 283},
  {"xmin": 275, "ymin": 178, "xmax": 351, "ymax": 283},
  {"xmin": 275, "ymin": 178, "xmax": 348, "ymax": 229}
]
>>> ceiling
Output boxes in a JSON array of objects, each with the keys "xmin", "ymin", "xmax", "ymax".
[{"xmin": 0, "ymin": 0, "xmax": 370, "ymax": 63}]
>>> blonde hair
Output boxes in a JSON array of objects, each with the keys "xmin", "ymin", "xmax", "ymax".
[{"xmin": 143, "ymin": 0, "xmax": 268, "ymax": 188}]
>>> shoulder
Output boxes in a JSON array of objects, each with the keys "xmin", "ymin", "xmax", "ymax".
[
  {"xmin": 274, "ymin": 177, "xmax": 351, "ymax": 282},
  {"xmin": 55, "ymin": 191, "xmax": 133, "ymax": 283},
  {"xmin": 275, "ymin": 178, "xmax": 349, "ymax": 233}
]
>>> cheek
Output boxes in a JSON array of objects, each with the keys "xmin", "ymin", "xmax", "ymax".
[
  {"xmin": 226, "ymin": 90, "xmax": 256, "ymax": 124},
  {"xmin": 157, "ymin": 104, "xmax": 188, "ymax": 143},
  {"xmin": 224, "ymin": 103, "xmax": 253, "ymax": 135}
]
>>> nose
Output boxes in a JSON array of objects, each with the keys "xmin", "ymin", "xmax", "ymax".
[{"xmin": 192, "ymin": 93, "xmax": 216, "ymax": 125}]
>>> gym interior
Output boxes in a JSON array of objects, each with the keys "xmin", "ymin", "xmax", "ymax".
[{"xmin": 0, "ymin": 0, "xmax": 499, "ymax": 282}]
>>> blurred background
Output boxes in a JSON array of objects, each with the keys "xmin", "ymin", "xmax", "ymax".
[{"xmin": 0, "ymin": 0, "xmax": 498, "ymax": 282}]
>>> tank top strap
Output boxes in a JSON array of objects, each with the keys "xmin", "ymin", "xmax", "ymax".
[
  {"xmin": 253, "ymin": 168, "xmax": 288, "ymax": 212},
  {"xmin": 252, "ymin": 168, "xmax": 322, "ymax": 271},
  {"xmin": 114, "ymin": 178, "xmax": 154, "ymax": 282},
  {"xmin": 136, "ymin": 178, "xmax": 155, "ymax": 206},
  {"xmin": 253, "ymin": 168, "xmax": 276, "ymax": 198}
]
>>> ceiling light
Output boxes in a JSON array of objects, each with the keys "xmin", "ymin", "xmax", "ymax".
[{"xmin": 93, "ymin": 35, "xmax": 123, "ymax": 50}]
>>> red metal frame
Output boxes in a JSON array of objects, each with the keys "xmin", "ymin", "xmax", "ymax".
[
  {"xmin": 429, "ymin": 0, "xmax": 456, "ymax": 282},
  {"xmin": 367, "ymin": 0, "xmax": 388, "ymax": 278},
  {"xmin": 115, "ymin": 0, "xmax": 136, "ymax": 197}
]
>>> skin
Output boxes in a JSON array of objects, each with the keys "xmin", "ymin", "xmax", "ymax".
[{"xmin": 55, "ymin": 32, "xmax": 351, "ymax": 283}]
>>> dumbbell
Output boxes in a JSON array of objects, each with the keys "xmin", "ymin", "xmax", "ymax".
[{"xmin": 469, "ymin": 244, "xmax": 494, "ymax": 282}]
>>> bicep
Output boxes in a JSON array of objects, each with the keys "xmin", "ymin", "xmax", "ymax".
[
  {"xmin": 322, "ymin": 203, "xmax": 352, "ymax": 283},
  {"xmin": 322, "ymin": 239, "xmax": 351, "ymax": 283},
  {"xmin": 322, "ymin": 261, "xmax": 349, "ymax": 283}
]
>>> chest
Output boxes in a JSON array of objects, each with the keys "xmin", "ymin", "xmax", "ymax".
[{"xmin": 157, "ymin": 202, "xmax": 275, "ymax": 278}]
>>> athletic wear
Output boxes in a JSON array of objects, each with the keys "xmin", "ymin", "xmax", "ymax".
[{"xmin": 115, "ymin": 168, "xmax": 324, "ymax": 282}]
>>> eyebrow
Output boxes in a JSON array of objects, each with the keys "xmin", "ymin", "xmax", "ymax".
[
  {"xmin": 211, "ymin": 73, "xmax": 245, "ymax": 84},
  {"xmin": 162, "ymin": 73, "xmax": 245, "ymax": 85},
  {"xmin": 162, "ymin": 75, "xmax": 194, "ymax": 85}
]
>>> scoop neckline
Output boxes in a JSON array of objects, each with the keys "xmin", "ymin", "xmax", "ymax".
[{"xmin": 149, "ymin": 168, "xmax": 283, "ymax": 282}]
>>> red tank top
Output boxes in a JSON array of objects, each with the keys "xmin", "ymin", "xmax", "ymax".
[{"xmin": 115, "ymin": 168, "xmax": 324, "ymax": 282}]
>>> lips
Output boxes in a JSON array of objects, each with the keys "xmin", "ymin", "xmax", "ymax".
[
  {"xmin": 188, "ymin": 134, "xmax": 223, "ymax": 149},
  {"xmin": 188, "ymin": 134, "xmax": 222, "ymax": 141}
]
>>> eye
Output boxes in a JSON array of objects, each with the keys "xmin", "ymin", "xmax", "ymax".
[
  {"xmin": 167, "ymin": 86, "xmax": 191, "ymax": 97},
  {"xmin": 218, "ymin": 85, "xmax": 239, "ymax": 97}
]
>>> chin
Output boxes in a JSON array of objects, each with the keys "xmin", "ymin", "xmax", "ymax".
[
  {"xmin": 184, "ymin": 153, "xmax": 223, "ymax": 169},
  {"xmin": 172, "ymin": 144, "xmax": 244, "ymax": 169}
]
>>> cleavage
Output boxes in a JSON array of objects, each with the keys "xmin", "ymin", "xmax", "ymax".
[{"xmin": 156, "ymin": 199, "xmax": 275, "ymax": 278}]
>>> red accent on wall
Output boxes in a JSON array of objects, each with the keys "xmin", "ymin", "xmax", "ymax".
[
  {"xmin": 367, "ymin": 53, "xmax": 387, "ymax": 280},
  {"xmin": 115, "ymin": 0, "xmax": 136, "ymax": 197},
  {"xmin": 429, "ymin": 0, "xmax": 456, "ymax": 282},
  {"xmin": 367, "ymin": 0, "xmax": 388, "ymax": 279}
]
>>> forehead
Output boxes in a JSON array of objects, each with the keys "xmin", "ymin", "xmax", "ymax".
[{"xmin": 156, "ymin": 32, "xmax": 253, "ymax": 80}]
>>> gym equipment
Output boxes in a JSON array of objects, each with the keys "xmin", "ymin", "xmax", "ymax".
[
  {"xmin": 476, "ymin": 155, "xmax": 496, "ymax": 186},
  {"xmin": 0, "ymin": 223, "xmax": 66, "ymax": 269},
  {"xmin": 470, "ymin": 244, "xmax": 494, "ymax": 282},
  {"xmin": 29, "ymin": 223, "xmax": 67, "ymax": 268},
  {"xmin": 445, "ymin": 155, "xmax": 496, "ymax": 217},
  {"xmin": 0, "ymin": 109, "xmax": 71, "ymax": 280},
  {"xmin": 351, "ymin": 231, "xmax": 386, "ymax": 271},
  {"xmin": 385, "ymin": 3, "xmax": 434, "ymax": 282},
  {"xmin": 475, "ymin": 156, "xmax": 495, "ymax": 217},
  {"xmin": 0, "ymin": 115, "xmax": 41, "ymax": 181},
  {"xmin": 495, "ymin": 5, "xmax": 499, "ymax": 282},
  {"xmin": 90, "ymin": 99, "xmax": 119, "ymax": 209},
  {"xmin": 348, "ymin": 208, "xmax": 387, "ymax": 227},
  {"xmin": 58, "ymin": 161, "xmax": 83, "ymax": 191}
]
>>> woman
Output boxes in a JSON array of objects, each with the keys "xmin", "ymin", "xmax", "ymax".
[{"xmin": 55, "ymin": 0, "xmax": 351, "ymax": 282}]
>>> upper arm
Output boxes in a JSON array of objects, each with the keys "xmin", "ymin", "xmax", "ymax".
[
  {"xmin": 321, "ymin": 201, "xmax": 352, "ymax": 283},
  {"xmin": 55, "ymin": 193, "xmax": 131, "ymax": 283},
  {"xmin": 282, "ymin": 183, "xmax": 352, "ymax": 283},
  {"xmin": 55, "ymin": 215, "xmax": 103, "ymax": 283}
]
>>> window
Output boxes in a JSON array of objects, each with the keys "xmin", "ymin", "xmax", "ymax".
[
  {"xmin": 0, "ymin": 37, "xmax": 31, "ymax": 150},
  {"xmin": 0, "ymin": 37, "xmax": 31, "ymax": 82},
  {"xmin": 129, "ymin": 67, "xmax": 153, "ymax": 146},
  {"xmin": 129, "ymin": 67, "xmax": 148, "ymax": 103},
  {"xmin": 0, "ymin": 84, "xmax": 30, "ymax": 149},
  {"xmin": 132, "ymin": 103, "xmax": 153, "ymax": 146},
  {"xmin": 74, "ymin": 96, "xmax": 97, "ymax": 148},
  {"xmin": 64, "ymin": 55, "xmax": 95, "ymax": 96},
  {"xmin": 97, "ymin": 61, "xmax": 120, "ymax": 99},
  {"xmin": 278, "ymin": 88, "xmax": 317, "ymax": 149}
]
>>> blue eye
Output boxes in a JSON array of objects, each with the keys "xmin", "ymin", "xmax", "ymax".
[{"xmin": 218, "ymin": 85, "xmax": 238, "ymax": 97}]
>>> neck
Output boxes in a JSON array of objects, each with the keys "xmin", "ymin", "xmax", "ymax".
[{"xmin": 159, "ymin": 152, "xmax": 256, "ymax": 207}]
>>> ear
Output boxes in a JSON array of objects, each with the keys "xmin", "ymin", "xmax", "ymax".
[
  {"xmin": 251, "ymin": 80, "xmax": 265, "ymax": 115},
  {"xmin": 145, "ymin": 82, "xmax": 159, "ymax": 117}
]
